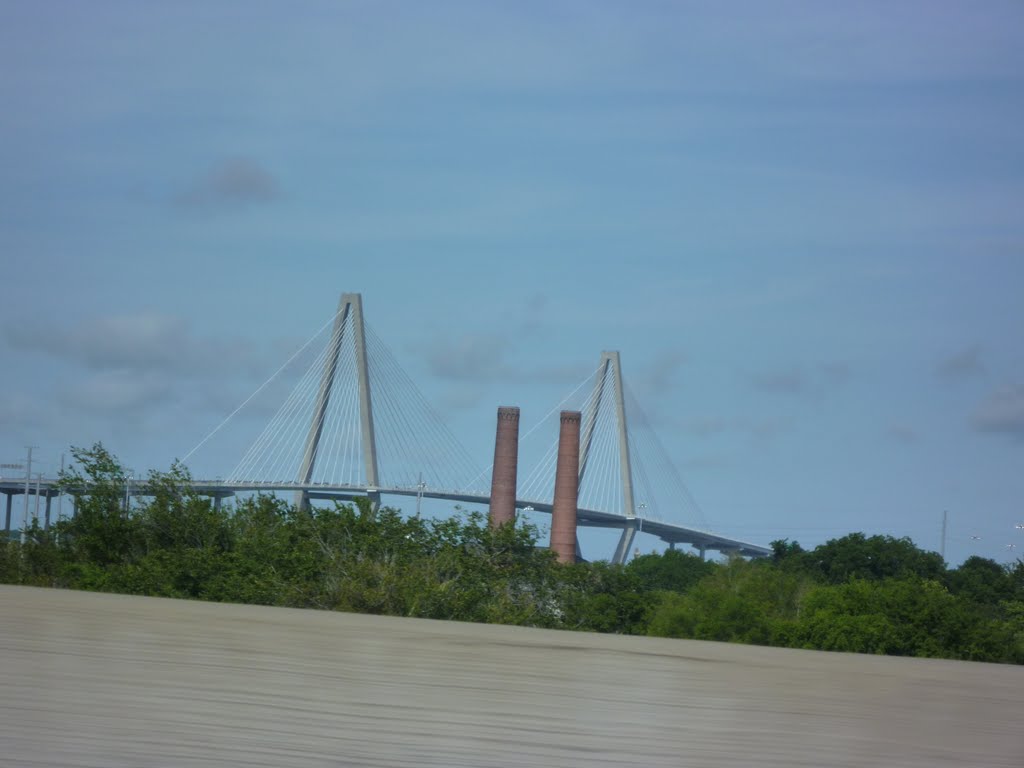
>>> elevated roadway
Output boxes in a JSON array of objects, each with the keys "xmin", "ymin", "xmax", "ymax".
[{"xmin": 0, "ymin": 477, "xmax": 770, "ymax": 558}]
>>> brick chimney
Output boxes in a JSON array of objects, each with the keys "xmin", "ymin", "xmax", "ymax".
[
  {"xmin": 550, "ymin": 410, "xmax": 581, "ymax": 563},
  {"xmin": 488, "ymin": 406, "xmax": 520, "ymax": 528}
]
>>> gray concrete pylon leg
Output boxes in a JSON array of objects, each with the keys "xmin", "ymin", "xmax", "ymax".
[
  {"xmin": 350, "ymin": 293, "xmax": 380, "ymax": 504},
  {"xmin": 4, "ymin": 493, "xmax": 11, "ymax": 536},
  {"xmin": 608, "ymin": 351, "xmax": 636, "ymax": 521},
  {"xmin": 581, "ymin": 351, "xmax": 640, "ymax": 564},
  {"xmin": 612, "ymin": 520, "xmax": 638, "ymax": 565},
  {"xmin": 295, "ymin": 296, "xmax": 351, "ymax": 511},
  {"xmin": 577, "ymin": 356, "xmax": 609, "ymax": 490},
  {"xmin": 607, "ymin": 351, "xmax": 639, "ymax": 563}
]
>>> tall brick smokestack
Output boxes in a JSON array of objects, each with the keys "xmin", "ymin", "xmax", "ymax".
[
  {"xmin": 550, "ymin": 410, "xmax": 581, "ymax": 563},
  {"xmin": 488, "ymin": 406, "xmax": 520, "ymax": 529}
]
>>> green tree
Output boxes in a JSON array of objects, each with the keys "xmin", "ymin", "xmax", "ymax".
[
  {"xmin": 946, "ymin": 556, "xmax": 1018, "ymax": 607},
  {"xmin": 3, "ymin": 520, "xmax": 62, "ymax": 586},
  {"xmin": 626, "ymin": 549, "xmax": 714, "ymax": 593},
  {"xmin": 769, "ymin": 538, "xmax": 806, "ymax": 569},
  {"xmin": 56, "ymin": 443, "xmax": 145, "ymax": 572},
  {"xmin": 5, "ymin": 442, "xmax": 1020, "ymax": 665},
  {"xmin": 803, "ymin": 533, "xmax": 945, "ymax": 584},
  {"xmin": 558, "ymin": 561, "xmax": 654, "ymax": 634},
  {"xmin": 792, "ymin": 578, "xmax": 1013, "ymax": 661},
  {"xmin": 647, "ymin": 558, "xmax": 811, "ymax": 646}
]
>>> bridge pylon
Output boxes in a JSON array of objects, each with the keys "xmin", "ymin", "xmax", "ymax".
[
  {"xmin": 294, "ymin": 293, "xmax": 379, "ymax": 510},
  {"xmin": 578, "ymin": 351, "xmax": 639, "ymax": 565}
]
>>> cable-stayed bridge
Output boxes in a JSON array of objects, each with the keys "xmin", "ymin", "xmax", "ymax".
[{"xmin": 2, "ymin": 294, "xmax": 769, "ymax": 562}]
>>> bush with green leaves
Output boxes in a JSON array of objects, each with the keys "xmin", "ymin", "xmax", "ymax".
[{"xmin": 2, "ymin": 443, "xmax": 1021, "ymax": 664}]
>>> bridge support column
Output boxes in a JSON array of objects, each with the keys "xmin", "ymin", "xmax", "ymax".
[
  {"xmin": 585, "ymin": 351, "xmax": 640, "ymax": 565},
  {"xmin": 294, "ymin": 293, "xmax": 379, "ymax": 511},
  {"xmin": 33, "ymin": 477, "xmax": 42, "ymax": 527},
  {"xmin": 699, "ymin": 544, "xmax": 706, "ymax": 561},
  {"xmin": 612, "ymin": 520, "xmax": 638, "ymax": 565},
  {"xmin": 44, "ymin": 493, "xmax": 52, "ymax": 530},
  {"xmin": 4, "ymin": 493, "xmax": 11, "ymax": 537}
]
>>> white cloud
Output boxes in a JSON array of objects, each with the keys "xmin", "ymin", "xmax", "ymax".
[
  {"xmin": 421, "ymin": 333, "xmax": 510, "ymax": 381},
  {"xmin": 636, "ymin": 350, "xmax": 687, "ymax": 398},
  {"xmin": 176, "ymin": 158, "xmax": 279, "ymax": 211},
  {"xmin": 937, "ymin": 345, "xmax": 985, "ymax": 379},
  {"xmin": 746, "ymin": 362, "xmax": 851, "ymax": 399},
  {"xmin": 887, "ymin": 424, "xmax": 919, "ymax": 445},
  {"xmin": 3, "ymin": 312, "xmax": 265, "ymax": 376},
  {"xmin": 972, "ymin": 384, "xmax": 1024, "ymax": 439},
  {"xmin": 416, "ymin": 331, "xmax": 590, "ymax": 390},
  {"xmin": 58, "ymin": 370, "xmax": 173, "ymax": 414}
]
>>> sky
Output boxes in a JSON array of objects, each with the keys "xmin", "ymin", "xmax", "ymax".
[{"xmin": 1, "ymin": 1, "xmax": 1022, "ymax": 565}]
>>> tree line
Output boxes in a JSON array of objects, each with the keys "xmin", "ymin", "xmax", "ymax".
[{"xmin": 3, "ymin": 444, "xmax": 1022, "ymax": 664}]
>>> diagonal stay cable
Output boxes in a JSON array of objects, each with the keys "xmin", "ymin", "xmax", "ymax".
[
  {"xmin": 466, "ymin": 363, "xmax": 603, "ymax": 494},
  {"xmin": 182, "ymin": 309, "xmax": 345, "ymax": 466}
]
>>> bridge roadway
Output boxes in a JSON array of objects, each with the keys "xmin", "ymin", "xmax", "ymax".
[{"xmin": 0, "ymin": 477, "xmax": 771, "ymax": 558}]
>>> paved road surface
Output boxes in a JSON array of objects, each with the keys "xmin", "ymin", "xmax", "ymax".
[{"xmin": 1, "ymin": 585, "xmax": 1021, "ymax": 766}]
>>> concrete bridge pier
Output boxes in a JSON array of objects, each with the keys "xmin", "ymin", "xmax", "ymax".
[
  {"xmin": 206, "ymin": 491, "xmax": 235, "ymax": 512},
  {"xmin": 611, "ymin": 520, "xmax": 638, "ymax": 565},
  {"xmin": 3, "ymin": 492, "xmax": 12, "ymax": 538}
]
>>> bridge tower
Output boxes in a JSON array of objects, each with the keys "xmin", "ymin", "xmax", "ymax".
[
  {"xmin": 578, "ymin": 351, "xmax": 638, "ymax": 565},
  {"xmin": 294, "ymin": 293, "xmax": 379, "ymax": 510}
]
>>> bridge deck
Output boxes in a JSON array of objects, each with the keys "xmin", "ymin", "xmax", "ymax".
[{"xmin": 0, "ymin": 478, "xmax": 771, "ymax": 558}]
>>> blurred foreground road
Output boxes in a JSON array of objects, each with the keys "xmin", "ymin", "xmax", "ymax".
[{"xmin": 1, "ymin": 585, "xmax": 1022, "ymax": 767}]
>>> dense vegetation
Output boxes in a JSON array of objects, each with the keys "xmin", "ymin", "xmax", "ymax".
[{"xmin": 3, "ymin": 444, "xmax": 1022, "ymax": 664}]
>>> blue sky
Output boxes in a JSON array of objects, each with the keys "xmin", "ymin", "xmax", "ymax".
[{"xmin": 2, "ymin": 1, "xmax": 1022, "ymax": 564}]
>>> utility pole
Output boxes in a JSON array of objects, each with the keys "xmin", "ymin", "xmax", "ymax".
[{"xmin": 941, "ymin": 510, "xmax": 948, "ymax": 562}]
